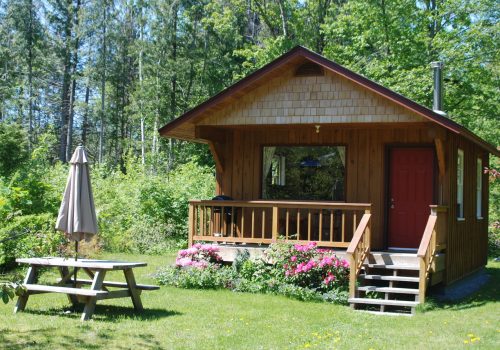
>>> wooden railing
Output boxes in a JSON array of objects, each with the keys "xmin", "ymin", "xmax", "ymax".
[
  {"xmin": 345, "ymin": 212, "xmax": 372, "ymax": 298},
  {"xmin": 417, "ymin": 205, "xmax": 447, "ymax": 303},
  {"xmin": 188, "ymin": 200, "xmax": 371, "ymax": 248}
]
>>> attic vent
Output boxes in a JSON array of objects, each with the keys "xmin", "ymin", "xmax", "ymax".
[{"xmin": 295, "ymin": 62, "xmax": 324, "ymax": 77}]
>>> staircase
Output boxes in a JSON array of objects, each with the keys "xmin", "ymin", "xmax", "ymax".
[{"xmin": 348, "ymin": 252, "xmax": 444, "ymax": 316}]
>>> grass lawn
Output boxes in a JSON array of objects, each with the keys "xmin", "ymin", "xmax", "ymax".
[{"xmin": 1, "ymin": 253, "xmax": 498, "ymax": 350}]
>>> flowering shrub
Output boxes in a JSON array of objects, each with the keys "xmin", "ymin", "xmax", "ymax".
[
  {"xmin": 156, "ymin": 242, "xmax": 350, "ymax": 304},
  {"xmin": 266, "ymin": 241, "xmax": 349, "ymax": 292},
  {"xmin": 175, "ymin": 243, "xmax": 222, "ymax": 269}
]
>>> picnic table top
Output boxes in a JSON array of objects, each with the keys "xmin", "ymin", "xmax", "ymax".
[{"xmin": 16, "ymin": 257, "xmax": 147, "ymax": 270}]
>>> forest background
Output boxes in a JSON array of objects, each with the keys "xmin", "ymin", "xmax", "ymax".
[{"xmin": 0, "ymin": 0, "xmax": 498, "ymax": 269}]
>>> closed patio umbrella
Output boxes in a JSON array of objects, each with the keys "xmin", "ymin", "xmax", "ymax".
[{"xmin": 55, "ymin": 145, "xmax": 98, "ymax": 284}]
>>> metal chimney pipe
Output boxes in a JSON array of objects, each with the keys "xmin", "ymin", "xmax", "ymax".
[{"xmin": 431, "ymin": 61, "xmax": 445, "ymax": 115}]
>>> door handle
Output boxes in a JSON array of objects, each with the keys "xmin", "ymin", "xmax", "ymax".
[{"xmin": 390, "ymin": 198, "xmax": 395, "ymax": 209}]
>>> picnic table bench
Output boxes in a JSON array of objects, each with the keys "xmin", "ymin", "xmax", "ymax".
[{"xmin": 14, "ymin": 257, "xmax": 159, "ymax": 321}]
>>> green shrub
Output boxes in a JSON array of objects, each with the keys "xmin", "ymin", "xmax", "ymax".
[
  {"xmin": 155, "ymin": 242, "xmax": 350, "ymax": 305},
  {"xmin": 0, "ymin": 122, "xmax": 28, "ymax": 178},
  {"xmin": 0, "ymin": 213, "xmax": 66, "ymax": 270},
  {"xmin": 155, "ymin": 264, "xmax": 235, "ymax": 289},
  {"xmin": 488, "ymin": 225, "xmax": 500, "ymax": 258},
  {"xmin": 93, "ymin": 160, "xmax": 214, "ymax": 253}
]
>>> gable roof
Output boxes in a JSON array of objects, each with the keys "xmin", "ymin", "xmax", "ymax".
[{"xmin": 159, "ymin": 46, "xmax": 499, "ymax": 156}]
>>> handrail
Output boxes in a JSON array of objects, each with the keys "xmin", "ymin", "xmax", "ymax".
[
  {"xmin": 346, "ymin": 212, "xmax": 371, "ymax": 298},
  {"xmin": 417, "ymin": 205, "xmax": 447, "ymax": 303},
  {"xmin": 190, "ymin": 199, "xmax": 371, "ymax": 211}
]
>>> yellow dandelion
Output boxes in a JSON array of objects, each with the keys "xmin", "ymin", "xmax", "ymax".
[
  {"xmin": 471, "ymin": 337, "xmax": 480, "ymax": 342},
  {"xmin": 463, "ymin": 340, "xmax": 469, "ymax": 344},
  {"xmin": 467, "ymin": 333, "xmax": 474, "ymax": 337},
  {"xmin": 304, "ymin": 343, "xmax": 311, "ymax": 348}
]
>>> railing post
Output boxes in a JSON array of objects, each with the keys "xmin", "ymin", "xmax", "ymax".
[
  {"xmin": 188, "ymin": 202, "xmax": 195, "ymax": 248},
  {"xmin": 348, "ymin": 254, "xmax": 357, "ymax": 299},
  {"xmin": 272, "ymin": 205, "xmax": 279, "ymax": 243},
  {"xmin": 365, "ymin": 209, "xmax": 371, "ymax": 255},
  {"xmin": 418, "ymin": 257, "xmax": 426, "ymax": 303}
]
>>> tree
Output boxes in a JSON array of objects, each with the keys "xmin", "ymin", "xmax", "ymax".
[{"xmin": 0, "ymin": 123, "xmax": 29, "ymax": 178}]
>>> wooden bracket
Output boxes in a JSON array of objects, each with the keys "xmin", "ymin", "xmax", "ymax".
[
  {"xmin": 208, "ymin": 141, "xmax": 225, "ymax": 173},
  {"xmin": 434, "ymin": 138, "xmax": 446, "ymax": 179}
]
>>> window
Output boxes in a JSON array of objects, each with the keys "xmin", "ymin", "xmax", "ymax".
[
  {"xmin": 262, "ymin": 146, "xmax": 346, "ymax": 201},
  {"xmin": 477, "ymin": 158, "xmax": 483, "ymax": 219},
  {"xmin": 457, "ymin": 149, "xmax": 464, "ymax": 219}
]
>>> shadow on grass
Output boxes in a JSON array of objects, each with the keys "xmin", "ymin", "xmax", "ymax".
[
  {"xmin": 22, "ymin": 304, "xmax": 182, "ymax": 322},
  {"xmin": 0, "ymin": 325, "xmax": 165, "ymax": 350},
  {"xmin": 420, "ymin": 265, "xmax": 499, "ymax": 313},
  {"xmin": 0, "ymin": 327, "xmax": 102, "ymax": 350}
]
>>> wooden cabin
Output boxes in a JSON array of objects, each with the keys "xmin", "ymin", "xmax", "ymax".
[{"xmin": 159, "ymin": 46, "xmax": 499, "ymax": 314}]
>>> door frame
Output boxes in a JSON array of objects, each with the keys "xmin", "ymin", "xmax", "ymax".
[{"xmin": 383, "ymin": 144, "xmax": 438, "ymax": 249}]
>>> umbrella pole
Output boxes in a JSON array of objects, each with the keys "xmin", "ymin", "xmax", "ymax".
[{"xmin": 74, "ymin": 241, "xmax": 78, "ymax": 288}]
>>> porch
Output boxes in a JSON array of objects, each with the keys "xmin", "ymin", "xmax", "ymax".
[{"xmin": 188, "ymin": 200, "xmax": 448, "ymax": 314}]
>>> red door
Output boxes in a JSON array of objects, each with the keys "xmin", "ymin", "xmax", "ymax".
[{"xmin": 388, "ymin": 148, "xmax": 435, "ymax": 248}]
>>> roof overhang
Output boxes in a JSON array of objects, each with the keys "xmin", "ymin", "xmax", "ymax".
[{"xmin": 159, "ymin": 46, "xmax": 499, "ymax": 156}]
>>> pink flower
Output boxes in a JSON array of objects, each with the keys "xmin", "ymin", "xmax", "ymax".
[
  {"xmin": 323, "ymin": 273, "xmax": 336, "ymax": 285},
  {"xmin": 176, "ymin": 257, "xmax": 193, "ymax": 267},
  {"xmin": 290, "ymin": 256, "xmax": 297, "ymax": 262}
]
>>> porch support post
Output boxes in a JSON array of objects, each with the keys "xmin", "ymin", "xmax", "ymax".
[
  {"xmin": 271, "ymin": 205, "xmax": 278, "ymax": 242},
  {"xmin": 188, "ymin": 202, "xmax": 195, "ymax": 248}
]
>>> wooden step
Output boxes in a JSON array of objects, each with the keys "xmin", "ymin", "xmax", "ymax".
[
  {"xmin": 361, "ymin": 274, "xmax": 419, "ymax": 282},
  {"xmin": 349, "ymin": 297, "xmax": 419, "ymax": 308},
  {"xmin": 364, "ymin": 264, "xmax": 419, "ymax": 271},
  {"xmin": 357, "ymin": 310, "xmax": 413, "ymax": 317},
  {"xmin": 358, "ymin": 286, "xmax": 419, "ymax": 294}
]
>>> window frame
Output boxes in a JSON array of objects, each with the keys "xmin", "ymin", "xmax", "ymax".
[
  {"xmin": 476, "ymin": 157, "xmax": 483, "ymax": 220},
  {"xmin": 457, "ymin": 148, "xmax": 465, "ymax": 220}
]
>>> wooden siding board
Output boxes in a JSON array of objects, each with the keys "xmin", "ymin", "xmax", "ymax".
[
  {"xmin": 444, "ymin": 133, "xmax": 489, "ymax": 285},
  {"xmin": 218, "ymin": 124, "xmax": 490, "ymax": 264}
]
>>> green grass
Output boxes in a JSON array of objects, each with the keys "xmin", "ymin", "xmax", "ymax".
[{"xmin": 1, "ymin": 253, "xmax": 498, "ymax": 350}]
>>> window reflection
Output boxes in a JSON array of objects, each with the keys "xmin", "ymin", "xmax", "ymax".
[{"xmin": 262, "ymin": 146, "xmax": 346, "ymax": 201}]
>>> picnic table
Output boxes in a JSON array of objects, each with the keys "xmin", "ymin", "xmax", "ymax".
[{"xmin": 14, "ymin": 257, "xmax": 159, "ymax": 321}]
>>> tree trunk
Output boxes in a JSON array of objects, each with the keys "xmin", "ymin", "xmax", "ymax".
[
  {"xmin": 99, "ymin": 0, "xmax": 107, "ymax": 163},
  {"xmin": 27, "ymin": 0, "xmax": 34, "ymax": 152},
  {"xmin": 168, "ymin": 3, "xmax": 178, "ymax": 171},
  {"xmin": 59, "ymin": 0, "xmax": 74, "ymax": 162},
  {"xmin": 139, "ymin": 2, "xmax": 145, "ymax": 165},
  {"xmin": 276, "ymin": 0, "xmax": 289, "ymax": 38},
  {"xmin": 82, "ymin": 75, "xmax": 90, "ymax": 145}
]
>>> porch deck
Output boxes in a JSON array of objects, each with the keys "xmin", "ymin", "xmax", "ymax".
[{"xmin": 188, "ymin": 199, "xmax": 447, "ymax": 314}]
